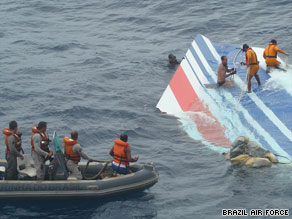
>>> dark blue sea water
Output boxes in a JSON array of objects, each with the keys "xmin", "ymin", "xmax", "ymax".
[{"xmin": 1, "ymin": 0, "xmax": 292, "ymax": 218}]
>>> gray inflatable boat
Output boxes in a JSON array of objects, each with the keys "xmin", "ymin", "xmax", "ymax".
[
  {"xmin": 0, "ymin": 132, "xmax": 158, "ymax": 200},
  {"xmin": 0, "ymin": 160, "xmax": 158, "ymax": 200}
]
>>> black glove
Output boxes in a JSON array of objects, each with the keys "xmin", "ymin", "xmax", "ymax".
[
  {"xmin": 231, "ymin": 68, "xmax": 235, "ymax": 71},
  {"xmin": 230, "ymin": 71, "xmax": 236, "ymax": 75}
]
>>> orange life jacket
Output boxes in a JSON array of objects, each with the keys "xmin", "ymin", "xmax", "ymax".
[
  {"xmin": 264, "ymin": 43, "xmax": 278, "ymax": 58},
  {"xmin": 113, "ymin": 139, "xmax": 130, "ymax": 166},
  {"xmin": 64, "ymin": 137, "xmax": 81, "ymax": 164},
  {"xmin": 246, "ymin": 48, "xmax": 259, "ymax": 66},
  {"xmin": 2, "ymin": 128, "xmax": 22, "ymax": 154},
  {"xmin": 31, "ymin": 126, "xmax": 50, "ymax": 152},
  {"xmin": 263, "ymin": 43, "xmax": 282, "ymax": 66}
]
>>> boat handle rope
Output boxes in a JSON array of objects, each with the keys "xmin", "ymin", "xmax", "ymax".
[{"xmin": 82, "ymin": 160, "xmax": 111, "ymax": 180}]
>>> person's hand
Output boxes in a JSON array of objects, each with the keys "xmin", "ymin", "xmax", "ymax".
[
  {"xmin": 134, "ymin": 156, "xmax": 139, "ymax": 162},
  {"xmin": 240, "ymin": 62, "xmax": 246, "ymax": 66},
  {"xmin": 48, "ymin": 151, "xmax": 53, "ymax": 157},
  {"xmin": 231, "ymin": 68, "xmax": 235, "ymax": 71},
  {"xmin": 286, "ymin": 53, "xmax": 289, "ymax": 56},
  {"xmin": 20, "ymin": 155, "xmax": 24, "ymax": 160}
]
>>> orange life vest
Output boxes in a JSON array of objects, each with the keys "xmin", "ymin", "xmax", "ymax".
[
  {"xmin": 246, "ymin": 48, "xmax": 259, "ymax": 66},
  {"xmin": 31, "ymin": 126, "xmax": 50, "ymax": 152},
  {"xmin": 64, "ymin": 137, "xmax": 81, "ymax": 164},
  {"xmin": 113, "ymin": 139, "xmax": 130, "ymax": 166},
  {"xmin": 264, "ymin": 43, "xmax": 278, "ymax": 58},
  {"xmin": 2, "ymin": 128, "xmax": 22, "ymax": 154},
  {"xmin": 263, "ymin": 43, "xmax": 282, "ymax": 66}
]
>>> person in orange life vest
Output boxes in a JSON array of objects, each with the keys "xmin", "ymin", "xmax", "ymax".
[
  {"xmin": 263, "ymin": 39, "xmax": 289, "ymax": 73},
  {"xmin": 2, "ymin": 121, "xmax": 24, "ymax": 180},
  {"xmin": 31, "ymin": 121, "xmax": 53, "ymax": 180},
  {"xmin": 64, "ymin": 130, "xmax": 93, "ymax": 180},
  {"xmin": 109, "ymin": 134, "xmax": 139, "ymax": 174},
  {"xmin": 241, "ymin": 44, "xmax": 261, "ymax": 93}
]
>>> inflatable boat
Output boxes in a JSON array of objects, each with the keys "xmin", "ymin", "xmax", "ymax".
[
  {"xmin": 0, "ymin": 132, "xmax": 158, "ymax": 200},
  {"xmin": 0, "ymin": 160, "xmax": 158, "ymax": 200}
]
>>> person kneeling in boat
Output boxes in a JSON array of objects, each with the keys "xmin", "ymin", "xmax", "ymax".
[
  {"xmin": 2, "ymin": 121, "xmax": 24, "ymax": 180},
  {"xmin": 263, "ymin": 39, "xmax": 289, "ymax": 73},
  {"xmin": 64, "ymin": 130, "xmax": 94, "ymax": 180},
  {"xmin": 31, "ymin": 121, "xmax": 53, "ymax": 180},
  {"xmin": 109, "ymin": 134, "xmax": 139, "ymax": 174},
  {"xmin": 217, "ymin": 56, "xmax": 236, "ymax": 87}
]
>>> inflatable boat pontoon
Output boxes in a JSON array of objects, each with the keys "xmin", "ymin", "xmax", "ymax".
[{"xmin": 0, "ymin": 160, "xmax": 158, "ymax": 200}]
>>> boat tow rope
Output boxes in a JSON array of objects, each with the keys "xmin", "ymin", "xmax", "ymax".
[
  {"xmin": 82, "ymin": 160, "xmax": 111, "ymax": 180},
  {"xmin": 232, "ymin": 48, "xmax": 242, "ymax": 81},
  {"xmin": 235, "ymin": 67, "xmax": 249, "ymax": 112},
  {"xmin": 285, "ymin": 56, "xmax": 289, "ymax": 68},
  {"xmin": 232, "ymin": 48, "xmax": 249, "ymax": 111},
  {"xmin": 274, "ymin": 154, "xmax": 292, "ymax": 165}
]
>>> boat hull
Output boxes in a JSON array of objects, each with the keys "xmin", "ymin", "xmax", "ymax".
[{"xmin": 0, "ymin": 161, "xmax": 158, "ymax": 200}]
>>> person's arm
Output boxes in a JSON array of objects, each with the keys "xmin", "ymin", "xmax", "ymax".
[
  {"xmin": 225, "ymin": 67, "xmax": 236, "ymax": 77},
  {"xmin": 218, "ymin": 65, "xmax": 233, "ymax": 79},
  {"xmin": 276, "ymin": 46, "xmax": 288, "ymax": 56},
  {"xmin": 73, "ymin": 144, "xmax": 92, "ymax": 160},
  {"xmin": 125, "ymin": 146, "xmax": 138, "ymax": 162},
  {"xmin": 33, "ymin": 134, "xmax": 49, "ymax": 157},
  {"xmin": 7, "ymin": 135, "xmax": 23, "ymax": 158},
  {"xmin": 263, "ymin": 50, "xmax": 267, "ymax": 59},
  {"xmin": 225, "ymin": 73, "xmax": 233, "ymax": 78},
  {"xmin": 226, "ymin": 66, "xmax": 235, "ymax": 72}
]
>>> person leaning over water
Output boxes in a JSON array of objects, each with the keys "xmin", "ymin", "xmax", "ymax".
[
  {"xmin": 31, "ymin": 121, "xmax": 53, "ymax": 180},
  {"xmin": 109, "ymin": 134, "xmax": 139, "ymax": 174},
  {"xmin": 263, "ymin": 39, "xmax": 289, "ymax": 73},
  {"xmin": 2, "ymin": 121, "xmax": 24, "ymax": 180},
  {"xmin": 217, "ymin": 56, "xmax": 236, "ymax": 87},
  {"xmin": 64, "ymin": 130, "xmax": 94, "ymax": 180},
  {"xmin": 241, "ymin": 44, "xmax": 261, "ymax": 93}
]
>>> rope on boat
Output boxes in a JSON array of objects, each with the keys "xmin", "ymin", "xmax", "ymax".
[{"xmin": 82, "ymin": 160, "xmax": 111, "ymax": 180}]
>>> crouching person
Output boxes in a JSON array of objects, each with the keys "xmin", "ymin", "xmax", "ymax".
[
  {"xmin": 64, "ymin": 131, "xmax": 93, "ymax": 180},
  {"xmin": 109, "ymin": 134, "xmax": 139, "ymax": 174}
]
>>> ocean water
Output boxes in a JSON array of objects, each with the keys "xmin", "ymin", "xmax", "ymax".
[{"xmin": 1, "ymin": 0, "xmax": 292, "ymax": 218}]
